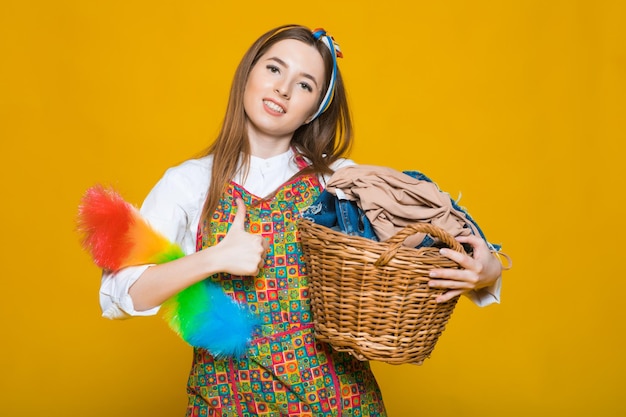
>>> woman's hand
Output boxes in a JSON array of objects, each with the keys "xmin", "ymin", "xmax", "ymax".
[
  {"xmin": 428, "ymin": 234, "xmax": 502, "ymax": 303},
  {"xmin": 210, "ymin": 198, "xmax": 269, "ymax": 276},
  {"xmin": 129, "ymin": 199, "xmax": 268, "ymax": 311}
]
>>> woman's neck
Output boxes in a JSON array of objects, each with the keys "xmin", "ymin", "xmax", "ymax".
[{"xmin": 247, "ymin": 131, "xmax": 293, "ymax": 159}]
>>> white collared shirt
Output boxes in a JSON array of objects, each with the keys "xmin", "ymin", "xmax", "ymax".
[
  {"xmin": 99, "ymin": 150, "xmax": 354, "ymax": 319},
  {"xmin": 99, "ymin": 149, "xmax": 499, "ymax": 320}
]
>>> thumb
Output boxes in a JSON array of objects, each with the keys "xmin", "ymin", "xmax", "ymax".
[{"xmin": 231, "ymin": 198, "xmax": 247, "ymax": 231}]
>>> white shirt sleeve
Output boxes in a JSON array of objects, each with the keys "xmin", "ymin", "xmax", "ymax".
[
  {"xmin": 100, "ymin": 265, "xmax": 155, "ymax": 319},
  {"xmin": 99, "ymin": 158, "xmax": 212, "ymax": 320},
  {"xmin": 466, "ymin": 276, "xmax": 502, "ymax": 307},
  {"xmin": 320, "ymin": 158, "xmax": 356, "ymax": 186}
]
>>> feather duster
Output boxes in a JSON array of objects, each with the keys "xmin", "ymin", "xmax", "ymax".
[{"xmin": 77, "ymin": 185, "xmax": 258, "ymax": 358}]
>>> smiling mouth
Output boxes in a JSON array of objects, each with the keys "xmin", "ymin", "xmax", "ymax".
[{"xmin": 263, "ymin": 100, "xmax": 285, "ymax": 114}]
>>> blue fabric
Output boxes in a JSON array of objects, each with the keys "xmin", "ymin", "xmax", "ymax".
[
  {"xmin": 301, "ymin": 170, "xmax": 501, "ymax": 251},
  {"xmin": 301, "ymin": 188, "xmax": 379, "ymax": 241}
]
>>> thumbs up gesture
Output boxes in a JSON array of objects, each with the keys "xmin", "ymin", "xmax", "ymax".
[{"xmin": 211, "ymin": 198, "xmax": 268, "ymax": 276}]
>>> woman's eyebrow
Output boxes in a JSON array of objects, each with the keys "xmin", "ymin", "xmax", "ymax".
[{"xmin": 267, "ymin": 56, "xmax": 319, "ymax": 88}]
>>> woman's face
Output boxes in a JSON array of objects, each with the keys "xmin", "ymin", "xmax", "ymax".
[{"xmin": 243, "ymin": 39, "xmax": 326, "ymax": 146}]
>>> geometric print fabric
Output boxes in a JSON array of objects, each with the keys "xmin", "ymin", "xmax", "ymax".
[{"xmin": 186, "ymin": 172, "xmax": 386, "ymax": 417}]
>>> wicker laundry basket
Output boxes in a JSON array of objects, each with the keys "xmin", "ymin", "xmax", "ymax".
[{"xmin": 298, "ymin": 218, "xmax": 466, "ymax": 365}]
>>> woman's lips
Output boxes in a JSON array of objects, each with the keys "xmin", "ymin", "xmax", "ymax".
[{"xmin": 263, "ymin": 99, "xmax": 286, "ymax": 114}]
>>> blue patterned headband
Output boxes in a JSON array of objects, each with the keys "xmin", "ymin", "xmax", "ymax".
[{"xmin": 310, "ymin": 28, "xmax": 343, "ymax": 121}]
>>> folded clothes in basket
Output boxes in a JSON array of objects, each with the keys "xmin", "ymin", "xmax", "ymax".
[{"xmin": 302, "ymin": 166, "xmax": 501, "ymax": 251}]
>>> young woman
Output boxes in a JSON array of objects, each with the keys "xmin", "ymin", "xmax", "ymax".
[{"xmin": 100, "ymin": 24, "xmax": 503, "ymax": 416}]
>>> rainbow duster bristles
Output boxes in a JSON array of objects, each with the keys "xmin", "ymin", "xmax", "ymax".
[
  {"xmin": 162, "ymin": 281, "xmax": 259, "ymax": 358},
  {"xmin": 77, "ymin": 185, "xmax": 258, "ymax": 357},
  {"xmin": 77, "ymin": 185, "xmax": 184, "ymax": 270}
]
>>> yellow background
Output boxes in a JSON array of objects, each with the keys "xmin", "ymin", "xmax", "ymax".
[{"xmin": 1, "ymin": 1, "xmax": 625, "ymax": 416}]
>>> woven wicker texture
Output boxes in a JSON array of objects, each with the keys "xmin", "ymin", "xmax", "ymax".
[{"xmin": 299, "ymin": 218, "xmax": 465, "ymax": 365}]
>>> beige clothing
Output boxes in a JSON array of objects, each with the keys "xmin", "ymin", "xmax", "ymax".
[{"xmin": 326, "ymin": 165, "xmax": 481, "ymax": 247}]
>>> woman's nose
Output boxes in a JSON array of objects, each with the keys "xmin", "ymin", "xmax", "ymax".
[{"xmin": 274, "ymin": 82, "xmax": 290, "ymax": 99}]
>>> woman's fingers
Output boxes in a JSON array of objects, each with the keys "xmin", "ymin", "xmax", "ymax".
[
  {"xmin": 231, "ymin": 198, "xmax": 247, "ymax": 231},
  {"xmin": 438, "ymin": 247, "xmax": 478, "ymax": 270},
  {"xmin": 434, "ymin": 288, "xmax": 465, "ymax": 303},
  {"xmin": 427, "ymin": 234, "xmax": 493, "ymax": 303},
  {"xmin": 215, "ymin": 198, "xmax": 269, "ymax": 276}
]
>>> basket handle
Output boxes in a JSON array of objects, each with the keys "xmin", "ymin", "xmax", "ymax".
[{"xmin": 374, "ymin": 223, "xmax": 466, "ymax": 267}]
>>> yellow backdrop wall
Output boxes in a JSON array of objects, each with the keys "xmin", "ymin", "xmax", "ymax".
[{"xmin": 1, "ymin": 1, "xmax": 625, "ymax": 416}]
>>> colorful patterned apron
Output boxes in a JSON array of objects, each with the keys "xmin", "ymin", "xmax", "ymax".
[{"xmin": 185, "ymin": 162, "xmax": 386, "ymax": 417}]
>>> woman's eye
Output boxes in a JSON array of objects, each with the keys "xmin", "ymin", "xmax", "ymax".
[
  {"xmin": 299, "ymin": 82, "xmax": 313, "ymax": 92},
  {"xmin": 266, "ymin": 65, "xmax": 280, "ymax": 74}
]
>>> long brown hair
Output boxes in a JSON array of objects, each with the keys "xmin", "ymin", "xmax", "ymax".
[{"xmin": 200, "ymin": 24, "xmax": 353, "ymax": 222}]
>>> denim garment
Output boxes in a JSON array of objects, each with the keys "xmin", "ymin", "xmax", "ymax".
[
  {"xmin": 301, "ymin": 187, "xmax": 379, "ymax": 241},
  {"xmin": 302, "ymin": 170, "xmax": 501, "ymax": 251}
]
